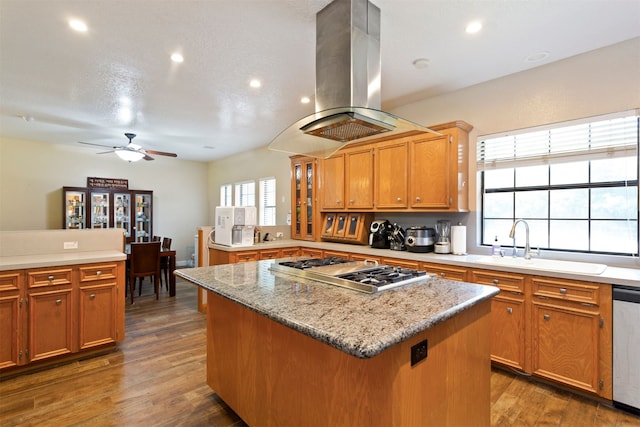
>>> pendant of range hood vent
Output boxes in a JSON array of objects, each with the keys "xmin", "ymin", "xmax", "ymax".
[{"xmin": 268, "ymin": 0, "xmax": 439, "ymax": 158}]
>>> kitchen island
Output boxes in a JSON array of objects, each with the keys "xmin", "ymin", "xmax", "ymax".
[{"xmin": 176, "ymin": 260, "xmax": 499, "ymax": 426}]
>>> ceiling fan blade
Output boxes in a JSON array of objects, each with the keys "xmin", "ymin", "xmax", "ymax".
[
  {"xmin": 143, "ymin": 154, "xmax": 155, "ymax": 161},
  {"xmin": 78, "ymin": 141, "xmax": 117, "ymax": 149},
  {"xmin": 97, "ymin": 150, "xmax": 115, "ymax": 154},
  {"xmin": 145, "ymin": 149, "xmax": 178, "ymax": 158}
]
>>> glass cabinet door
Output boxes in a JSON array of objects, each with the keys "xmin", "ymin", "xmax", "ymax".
[
  {"xmin": 64, "ymin": 188, "xmax": 87, "ymax": 229},
  {"xmin": 306, "ymin": 162, "xmax": 313, "ymax": 236},
  {"xmin": 113, "ymin": 192, "xmax": 131, "ymax": 240},
  {"xmin": 294, "ymin": 163, "xmax": 302, "ymax": 237},
  {"xmin": 90, "ymin": 190, "xmax": 110, "ymax": 229},
  {"xmin": 134, "ymin": 192, "xmax": 152, "ymax": 242}
]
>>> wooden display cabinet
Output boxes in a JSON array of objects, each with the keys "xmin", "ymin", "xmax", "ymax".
[
  {"xmin": 62, "ymin": 186, "xmax": 152, "ymax": 243},
  {"xmin": 291, "ymin": 156, "xmax": 319, "ymax": 241}
]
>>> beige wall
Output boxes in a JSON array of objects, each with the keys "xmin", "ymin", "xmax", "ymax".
[
  {"xmin": 207, "ymin": 145, "xmax": 292, "ymax": 226},
  {"xmin": 0, "ymin": 137, "xmax": 209, "ymax": 264}
]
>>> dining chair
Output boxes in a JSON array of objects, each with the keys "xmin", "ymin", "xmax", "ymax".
[
  {"xmin": 128, "ymin": 241, "xmax": 161, "ymax": 304},
  {"xmin": 160, "ymin": 237, "xmax": 172, "ymax": 291}
]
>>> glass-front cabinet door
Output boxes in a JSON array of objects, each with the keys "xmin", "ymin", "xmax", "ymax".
[
  {"xmin": 134, "ymin": 191, "xmax": 152, "ymax": 242},
  {"xmin": 113, "ymin": 192, "xmax": 132, "ymax": 240},
  {"xmin": 290, "ymin": 156, "xmax": 317, "ymax": 241},
  {"xmin": 63, "ymin": 187, "xmax": 87, "ymax": 229},
  {"xmin": 90, "ymin": 190, "xmax": 110, "ymax": 229}
]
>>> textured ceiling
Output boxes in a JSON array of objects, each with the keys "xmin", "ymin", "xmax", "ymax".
[{"xmin": 1, "ymin": 0, "xmax": 639, "ymax": 162}]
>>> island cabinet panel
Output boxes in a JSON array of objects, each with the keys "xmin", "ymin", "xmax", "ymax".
[
  {"xmin": 0, "ymin": 272, "xmax": 23, "ymax": 369},
  {"xmin": 530, "ymin": 276, "xmax": 612, "ymax": 398},
  {"xmin": 206, "ymin": 291, "xmax": 492, "ymax": 427},
  {"xmin": 374, "ymin": 140, "xmax": 409, "ymax": 209}
]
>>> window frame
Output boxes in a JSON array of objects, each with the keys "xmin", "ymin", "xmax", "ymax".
[{"xmin": 478, "ymin": 111, "xmax": 639, "ymax": 257}]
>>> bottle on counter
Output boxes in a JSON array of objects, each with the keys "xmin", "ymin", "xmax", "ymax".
[{"xmin": 491, "ymin": 236, "xmax": 502, "ymax": 256}]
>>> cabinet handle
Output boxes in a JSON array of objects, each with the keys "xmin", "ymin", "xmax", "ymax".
[
  {"xmin": 440, "ymin": 272, "xmax": 446, "ymax": 278},
  {"xmin": 336, "ymin": 200, "xmax": 341, "ymax": 204},
  {"xmin": 415, "ymin": 196, "xmax": 421, "ymax": 202},
  {"xmin": 96, "ymin": 270, "xmax": 102, "ymax": 276},
  {"xmin": 48, "ymin": 275, "xmax": 54, "ymax": 281},
  {"xmin": 506, "ymin": 307, "xmax": 513, "ymax": 314},
  {"xmin": 559, "ymin": 288, "xmax": 567, "ymax": 295},
  {"xmin": 396, "ymin": 197, "xmax": 402, "ymax": 202},
  {"xmin": 543, "ymin": 314, "xmax": 550, "ymax": 320},
  {"xmin": 89, "ymin": 294, "xmax": 96, "ymax": 300},
  {"xmin": 56, "ymin": 299, "xmax": 62, "ymax": 305},
  {"xmin": 349, "ymin": 200, "xmax": 354, "ymax": 204},
  {"xmin": 493, "ymin": 279, "xmax": 499, "ymax": 285}
]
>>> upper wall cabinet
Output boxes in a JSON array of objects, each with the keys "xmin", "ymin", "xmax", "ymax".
[{"xmin": 318, "ymin": 120, "xmax": 472, "ymax": 213}]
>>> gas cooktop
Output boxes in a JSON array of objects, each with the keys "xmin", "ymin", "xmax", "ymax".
[{"xmin": 270, "ymin": 257, "xmax": 435, "ymax": 293}]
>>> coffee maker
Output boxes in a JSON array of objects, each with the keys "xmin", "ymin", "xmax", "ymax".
[
  {"xmin": 369, "ymin": 220, "xmax": 392, "ymax": 249},
  {"xmin": 214, "ymin": 206, "xmax": 257, "ymax": 246},
  {"xmin": 435, "ymin": 220, "xmax": 451, "ymax": 254}
]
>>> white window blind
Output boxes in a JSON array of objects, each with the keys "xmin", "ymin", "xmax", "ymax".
[
  {"xmin": 234, "ymin": 181, "xmax": 255, "ymax": 207},
  {"xmin": 259, "ymin": 177, "xmax": 276, "ymax": 226},
  {"xmin": 477, "ymin": 110, "xmax": 639, "ymax": 170},
  {"xmin": 220, "ymin": 184, "xmax": 232, "ymax": 207}
]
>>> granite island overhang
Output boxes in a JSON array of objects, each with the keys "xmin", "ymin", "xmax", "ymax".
[{"xmin": 176, "ymin": 260, "xmax": 499, "ymax": 426}]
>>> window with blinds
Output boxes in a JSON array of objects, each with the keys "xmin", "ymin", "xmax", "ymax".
[
  {"xmin": 234, "ymin": 181, "xmax": 255, "ymax": 207},
  {"xmin": 478, "ymin": 110, "xmax": 639, "ymax": 256},
  {"xmin": 220, "ymin": 184, "xmax": 232, "ymax": 207},
  {"xmin": 259, "ymin": 177, "xmax": 276, "ymax": 226}
]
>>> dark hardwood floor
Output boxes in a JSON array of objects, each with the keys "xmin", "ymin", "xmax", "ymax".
[{"xmin": 1, "ymin": 277, "xmax": 639, "ymax": 426}]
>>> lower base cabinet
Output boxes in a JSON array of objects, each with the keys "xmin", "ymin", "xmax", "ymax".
[{"xmin": 0, "ymin": 262, "xmax": 125, "ymax": 372}]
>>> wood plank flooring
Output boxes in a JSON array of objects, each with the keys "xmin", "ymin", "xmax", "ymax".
[{"xmin": 1, "ymin": 277, "xmax": 639, "ymax": 426}]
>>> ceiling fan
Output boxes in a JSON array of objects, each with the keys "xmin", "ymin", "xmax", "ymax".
[{"xmin": 78, "ymin": 133, "xmax": 178, "ymax": 162}]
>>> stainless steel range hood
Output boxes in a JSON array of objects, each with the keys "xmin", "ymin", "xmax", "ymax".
[{"xmin": 268, "ymin": 0, "xmax": 438, "ymax": 159}]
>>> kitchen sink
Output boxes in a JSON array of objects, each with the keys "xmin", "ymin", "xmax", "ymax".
[{"xmin": 475, "ymin": 256, "xmax": 607, "ymax": 275}]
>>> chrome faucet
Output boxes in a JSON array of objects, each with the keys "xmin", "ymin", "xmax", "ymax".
[{"xmin": 509, "ymin": 219, "xmax": 538, "ymax": 260}]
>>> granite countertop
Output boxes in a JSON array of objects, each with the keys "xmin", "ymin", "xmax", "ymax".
[
  {"xmin": 176, "ymin": 261, "xmax": 499, "ymax": 359},
  {"xmin": 0, "ymin": 251, "xmax": 127, "ymax": 271}
]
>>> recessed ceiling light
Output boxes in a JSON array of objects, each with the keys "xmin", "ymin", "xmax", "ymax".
[
  {"xmin": 525, "ymin": 51, "xmax": 550, "ymax": 62},
  {"xmin": 465, "ymin": 21, "xmax": 482, "ymax": 34},
  {"xmin": 300, "ymin": 96, "xmax": 311, "ymax": 104},
  {"xmin": 412, "ymin": 58, "xmax": 430, "ymax": 69},
  {"xmin": 69, "ymin": 19, "xmax": 88, "ymax": 33},
  {"xmin": 249, "ymin": 79, "xmax": 261, "ymax": 88},
  {"xmin": 171, "ymin": 53, "xmax": 184, "ymax": 63}
]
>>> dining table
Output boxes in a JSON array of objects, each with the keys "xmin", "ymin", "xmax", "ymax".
[{"xmin": 125, "ymin": 244, "xmax": 177, "ymax": 297}]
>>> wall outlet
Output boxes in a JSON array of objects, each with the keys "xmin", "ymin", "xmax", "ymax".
[
  {"xmin": 276, "ymin": 232, "xmax": 284, "ymax": 239},
  {"xmin": 64, "ymin": 241, "xmax": 78, "ymax": 250},
  {"xmin": 410, "ymin": 339, "xmax": 428, "ymax": 366}
]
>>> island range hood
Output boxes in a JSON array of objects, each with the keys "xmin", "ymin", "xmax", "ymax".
[{"xmin": 268, "ymin": 0, "xmax": 439, "ymax": 158}]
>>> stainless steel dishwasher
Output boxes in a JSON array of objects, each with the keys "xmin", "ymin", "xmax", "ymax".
[{"xmin": 613, "ymin": 284, "xmax": 640, "ymax": 414}]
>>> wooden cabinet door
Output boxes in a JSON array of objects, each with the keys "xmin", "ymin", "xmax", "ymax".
[
  {"xmin": 375, "ymin": 141, "xmax": 408, "ymax": 209},
  {"xmin": 259, "ymin": 249, "xmax": 282, "ymax": 260},
  {"xmin": 321, "ymin": 154, "xmax": 345, "ymax": 210},
  {"xmin": 409, "ymin": 134, "xmax": 451, "ymax": 209},
  {"xmin": 345, "ymin": 147, "xmax": 374, "ymax": 209},
  {"xmin": 421, "ymin": 262, "xmax": 467, "ymax": 281},
  {"xmin": 231, "ymin": 251, "xmax": 260, "ymax": 263},
  {"xmin": 0, "ymin": 272, "xmax": 23, "ymax": 368},
  {"xmin": 491, "ymin": 296, "xmax": 526, "ymax": 370},
  {"xmin": 79, "ymin": 284, "xmax": 117, "ymax": 349},
  {"xmin": 531, "ymin": 302, "xmax": 601, "ymax": 394},
  {"xmin": 28, "ymin": 288, "xmax": 74, "ymax": 362}
]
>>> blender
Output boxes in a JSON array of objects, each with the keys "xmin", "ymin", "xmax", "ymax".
[{"xmin": 435, "ymin": 220, "xmax": 451, "ymax": 254}]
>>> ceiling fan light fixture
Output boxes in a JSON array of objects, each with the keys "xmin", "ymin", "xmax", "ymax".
[{"xmin": 115, "ymin": 147, "xmax": 144, "ymax": 162}]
